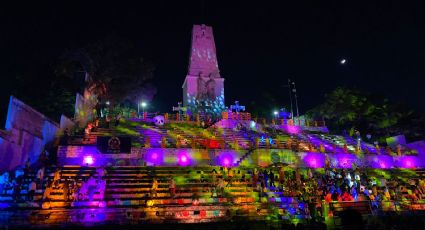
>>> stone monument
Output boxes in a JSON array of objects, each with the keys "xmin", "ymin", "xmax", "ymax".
[{"xmin": 182, "ymin": 24, "xmax": 225, "ymax": 115}]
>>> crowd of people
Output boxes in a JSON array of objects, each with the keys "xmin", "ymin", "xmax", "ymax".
[
  {"xmin": 244, "ymin": 164, "xmax": 425, "ymax": 217},
  {"xmin": 42, "ymin": 168, "xmax": 107, "ymax": 203},
  {"xmin": 1, "ymin": 154, "xmax": 424, "ymax": 220}
]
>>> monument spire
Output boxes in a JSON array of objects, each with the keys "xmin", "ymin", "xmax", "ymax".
[
  {"xmin": 187, "ymin": 24, "xmax": 220, "ymax": 78},
  {"xmin": 182, "ymin": 24, "xmax": 225, "ymax": 115}
]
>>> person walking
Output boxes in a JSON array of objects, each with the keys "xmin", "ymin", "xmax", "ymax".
[
  {"xmin": 269, "ymin": 170, "xmax": 275, "ymax": 188},
  {"xmin": 36, "ymin": 167, "xmax": 45, "ymax": 188},
  {"xmin": 263, "ymin": 169, "xmax": 269, "ymax": 188},
  {"xmin": 217, "ymin": 178, "xmax": 225, "ymax": 197},
  {"xmin": 13, "ymin": 181, "xmax": 21, "ymax": 202},
  {"xmin": 115, "ymin": 113, "xmax": 122, "ymax": 126},
  {"xmin": 169, "ymin": 177, "xmax": 176, "ymax": 198},
  {"xmin": 28, "ymin": 180, "xmax": 37, "ymax": 201},
  {"xmin": 151, "ymin": 178, "xmax": 158, "ymax": 198}
]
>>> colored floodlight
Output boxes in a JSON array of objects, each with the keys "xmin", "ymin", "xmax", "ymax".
[{"xmin": 83, "ymin": 155, "xmax": 94, "ymax": 165}]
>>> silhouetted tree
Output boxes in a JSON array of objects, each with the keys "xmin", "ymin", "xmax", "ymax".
[
  {"xmin": 307, "ymin": 87, "xmax": 425, "ymax": 142},
  {"xmin": 55, "ymin": 35, "xmax": 156, "ymax": 107}
]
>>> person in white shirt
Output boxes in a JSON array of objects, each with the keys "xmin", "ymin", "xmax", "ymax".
[
  {"xmin": 37, "ymin": 167, "xmax": 45, "ymax": 185},
  {"xmin": 28, "ymin": 180, "xmax": 37, "ymax": 201}
]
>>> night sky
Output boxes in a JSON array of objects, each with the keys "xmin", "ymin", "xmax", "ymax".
[{"xmin": 1, "ymin": 1, "xmax": 425, "ymax": 122}]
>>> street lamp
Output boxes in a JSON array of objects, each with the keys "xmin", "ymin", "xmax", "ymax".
[
  {"xmin": 138, "ymin": 101, "xmax": 148, "ymax": 118},
  {"xmin": 141, "ymin": 102, "xmax": 147, "ymax": 114},
  {"xmin": 273, "ymin": 111, "xmax": 279, "ymax": 118}
]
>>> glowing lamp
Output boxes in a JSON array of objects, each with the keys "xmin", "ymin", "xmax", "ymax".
[
  {"xmin": 178, "ymin": 153, "xmax": 190, "ymax": 166},
  {"xmin": 379, "ymin": 162, "xmax": 386, "ymax": 169},
  {"xmin": 146, "ymin": 200, "xmax": 154, "ymax": 207},
  {"xmin": 405, "ymin": 160, "xmax": 412, "ymax": 167},
  {"xmin": 223, "ymin": 158, "xmax": 230, "ymax": 166},
  {"xmin": 250, "ymin": 121, "xmax": 256, "ymax": 129},
  {"xmin": 151, "ymin": 153, "xmax": 158, "ymax": 160},
  {"xmin": 83, "ymin": 156, "xmax": 94, "ymax": 165}
]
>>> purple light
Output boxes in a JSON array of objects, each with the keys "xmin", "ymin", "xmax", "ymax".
[
  {"xmin": 397, "ymin": 156, "xmax": 418, "ymax": 168},
  {"xmin": 303, "ymin": 153, "xmax": 325, "ymax": 168},
  {"xmin": 144, "ymin": 150, "xmax": 164, "ymax": 165},
  {"xmin": 83, "ymin": 156, "xmax": 94, "ymax": 165},
  {"xmin": 217, "ymin": 152, "xmax": 236, "ymax": 167},
  {"xmin": 223, "ymin": 158, "xmax": 230, "ymax": 166},
  {"xmin": 152, "ymin": 153, "xmax": 158, "ymax": 160},
  {"xmin": 285, "ymin": 125, "xmax": 300, "ymax": 134},
  {"xmin": 177, "ymin": 152, "xmax": 191, "ymax": 166},
  {"xmin": 332, "ymin": 154, "xmax": 357, "ymax": 168},
  {"xmin": 370, "ymin": 155, "xmax": 393, "ymax": 169}
]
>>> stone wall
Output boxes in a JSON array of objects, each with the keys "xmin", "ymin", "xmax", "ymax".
[{"xmin": 0, "ymin": 96, "xmax": 60, "ymax": 170}]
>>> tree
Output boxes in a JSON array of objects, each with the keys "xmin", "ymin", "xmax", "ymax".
[
  {"xmin": 55, "ymin": 35, "xmax": 156, "ymax": 107},
  {"xmin": 307, "ymin": 87, "xmax": 425, "ymax": 142}
]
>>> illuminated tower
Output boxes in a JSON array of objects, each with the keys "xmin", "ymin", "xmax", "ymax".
[{"xmin": 182, "ymin": 24, "xmax": 225, "ymax": 114}]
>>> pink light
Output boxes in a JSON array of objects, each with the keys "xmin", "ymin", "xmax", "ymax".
[
  {"xmin": 152, "ymin": 153, "xmax": 158, "ymax": 160},
  {"xmin": 286, "ymin": 125, "xmax": 300, "ymax": 134},
  {"xmin": 380, "ymin": 162, "xmax": 386, "ymax": 168},
  {"xmin": 223, "ymin": 158, "xmax": 230, "ymax": 166},
  {"xmin": 83, "ymin": 156, "xmax": 94, "ymax": 165},
  {"xmin": 311, "ymin": 159, "xmax": 317, "ymax": 166},
  {"xmin": 181, "ymin": 155, "xmax": 188, "ymax": 163},
  {"xmin": 405, "ymin": 160, "xmax": 412, "ymax": 167}
]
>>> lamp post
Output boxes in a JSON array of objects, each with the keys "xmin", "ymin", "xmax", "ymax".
[
  {"xmin": 138, "ymin": 101, "xmax": 148, "ymax": 118},
  {"xmin": 292, "ymin": 81, "xmax": 300, "ymax": 118},
  {"xmin": 283, "ymin": 79, "xmax": 294, "ymax": 120},
  {"xmin": 141, "ymin": 101, "xmax": 147, "ymax": 115}
]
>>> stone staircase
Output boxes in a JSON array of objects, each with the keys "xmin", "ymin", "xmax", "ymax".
[
  {"xmin": 136, "ymin": 126, "xmax": 168, "ymax": 148},
  {"xmin": 0, "ymin": 165, "xmax": 310, "ymax": 224}
]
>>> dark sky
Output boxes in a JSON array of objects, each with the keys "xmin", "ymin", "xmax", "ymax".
[{"xmin": 1, "ymin": 1, "xmax": 425, "ymax": 122}]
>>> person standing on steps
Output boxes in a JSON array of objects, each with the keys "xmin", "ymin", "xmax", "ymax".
[
  {"xmin": 169, "ymin": 177, "xmax": 176, "ymax": 198},
  {"xmin": 115, "ymin": 113, "xmax": 122, "ymax": 126},
  {"xmin": 217, "ymin": 178, "xmax": 225, "ymax": 197},
  {"xmin": 269, "ymin": 170, "xmax": 275, "ymax": 188},
  {"xmin": 151, "ymin": 178, "xmax": 158, "ymax": 198},
  {"xmin": 28, "ymin": 180, "xmax": 36, "ymax": 201}
]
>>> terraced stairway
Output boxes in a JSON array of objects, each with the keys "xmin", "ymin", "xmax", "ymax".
[{"xmin": 0, "ymin": 165, "xmax": 311, "ymax": 225}]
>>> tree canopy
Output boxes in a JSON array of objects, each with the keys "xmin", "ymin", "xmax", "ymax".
[
  {"xmin": 307, "ymin": 87, "xmax": 425, "ymax": 142},
  {"xmin": 55, "ymin": 35, "xmax": 156, "ymax": 107}
]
